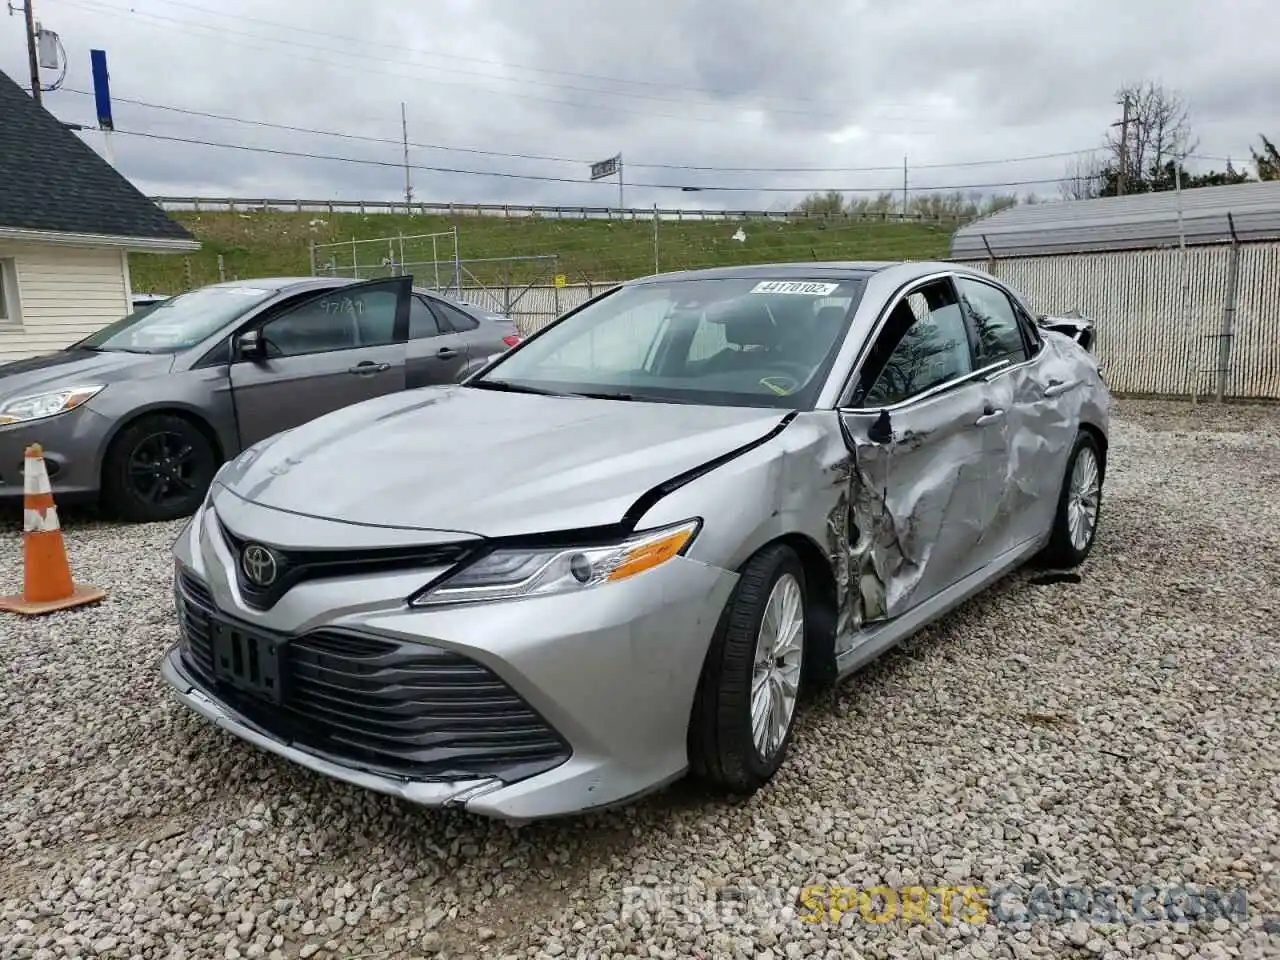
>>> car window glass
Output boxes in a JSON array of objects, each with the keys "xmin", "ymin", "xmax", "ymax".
[
  {"xmin": 260, "ymin": 287, "xmax": 397, "ymax": 357},
  {"xmin": 857, "ymin": 279, "xmax": 973, "ymax": 407},
  {"xmin": 409, "ymin": 295, "xmax": 442, "ymax": 338},
  {"xmin": 687, "ymin": 312, "xmax": 729, "ymax": 361},
  {"xmin": 479, "ymin": 276, "xmax": 867, "ymax": 409},
  {"xmin": 74, "ymin": 285, "xmax": 273, "ymax": 354},
  {"xmin": 956, "ymin": 277, "xmax": 1029, "ymax": 366},
  {"xmin": 540, "ymin": 298, "xmax": 669, "ymax": 372},
  {"xmin": 432, "ymin": 300, "xmax": 480, "ymax": 331}
]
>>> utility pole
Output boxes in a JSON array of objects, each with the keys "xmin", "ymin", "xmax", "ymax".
[
  {"xmin": 902, "ymin": 155, "xmax": 908, "ymax": 218},
  {"xmin": 19, "ymin": 0, "xmax": 41, "ymax": 105},
  {"xmin": 1111, "ymin": 93, "xmax": 1131, "ymax": 196},
  {"xmin": 652, "ymin": 202, "xmax": 659, "ymax": 274},
  {"xmin": 400, "ymin": 101, "xmax": 412, "ymax": 207}
]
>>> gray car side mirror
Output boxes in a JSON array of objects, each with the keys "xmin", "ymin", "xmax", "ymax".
[{"xmin": 236, "ymin": 330, "xmax": 266, "ymax": 361}]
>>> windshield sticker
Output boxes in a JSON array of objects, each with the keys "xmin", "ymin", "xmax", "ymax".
[
  {"xmin": 750, "ymin": 281, "xmax": 840, "ymax": 296},
  {"xmin": 222, "ymin": 288, "xmax": 270, "ymax": 296}
]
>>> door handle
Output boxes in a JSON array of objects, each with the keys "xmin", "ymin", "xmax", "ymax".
[
  {"xmin": 976, "ymin": 406, "xmax": 1005, "ymax": 426},
  {"xmin": 348, "ymin": 361, "xmax": 390, "ymax": 375},
  {"xmin": 436, "ymin": 347, "xmax": 459, "ymax": 360},
  {"xmin": 1043, "ymin": 379, "xmax": 1074, "ymax": 398}
]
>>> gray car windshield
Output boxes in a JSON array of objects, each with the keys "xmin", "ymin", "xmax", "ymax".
[
  {"xmin": 74, "ymin": 285, "xmax": 276, "ymax": 354},
  {"xmin": 473, "ymin": 277, "xmax": 866, "ymax": 407}
]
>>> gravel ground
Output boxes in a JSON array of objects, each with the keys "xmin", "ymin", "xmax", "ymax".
[{"xmin": 2, "ymin": 397, "xmax": 1278, "ymax": 960}]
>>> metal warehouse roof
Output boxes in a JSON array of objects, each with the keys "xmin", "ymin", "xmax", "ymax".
[{"xmin": 949, "ymin": 180, "xmax": 1280, "ymax": 259}]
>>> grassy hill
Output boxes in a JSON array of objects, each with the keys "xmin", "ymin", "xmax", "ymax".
[{"xmin": 129, "ymin": 209, "xmax": 958, "ymax": 294}]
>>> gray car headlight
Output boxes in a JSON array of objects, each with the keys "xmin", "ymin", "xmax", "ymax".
[
  {"xmin": 410, "ymin": 518, "xmax": 701, "ymax": 607},
  {"xmin": 0, "ymin": 384, "xmax": 105, "ymax": 425}
]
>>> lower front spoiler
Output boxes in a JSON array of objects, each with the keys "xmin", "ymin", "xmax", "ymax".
[{"xmin": 159, "ymin": 646, "xmax": 509, "ymax": 813}]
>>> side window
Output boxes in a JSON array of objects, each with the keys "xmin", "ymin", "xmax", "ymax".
[
  {"xmin": 1010, "ymin": 298, "xmax": 1043, "ymax": 353},
  {"xmin": 431, "ymin": 299, "xmax": 480, "ymax": 332},
  {"xmin": 955, "ymin": 277, "xmax": 1029, "ymax": 366},
  {"xmin": 855, "ymin": 279, "xmax": 973, "ymax": 407},
  {"xmin": 259, "ymin": 287, "xmax": 397, "ymax": 358},
  {"xmin": 409, "ymin": 295, "xmax": 442, "ymax": 339}
]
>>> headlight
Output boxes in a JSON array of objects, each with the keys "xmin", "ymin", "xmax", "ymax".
[
  {"xmin": 410, "ymin": 518, "xmax": 701, "ymax": 607},
  {"xmin": 0, "ymin": 384, "xmax": 105, "ymax": 425}
]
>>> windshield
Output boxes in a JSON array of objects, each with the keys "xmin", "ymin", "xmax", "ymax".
[
  {"xmin": 74, "ymin": 285, "xmax": 276, "ymax": 354},
  {"xmin": 473, "ymin": 277, "xmax": 866, "ymax": 408}
]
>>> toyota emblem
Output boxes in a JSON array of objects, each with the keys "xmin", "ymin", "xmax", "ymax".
[{"xmin": 241, "ymin": 544, "xmax": 279, "ymax": 587}]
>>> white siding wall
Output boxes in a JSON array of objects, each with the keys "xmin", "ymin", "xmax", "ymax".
[{"xmin": 0, "ymin": 241, "xmax": 130, "ymax": 363}]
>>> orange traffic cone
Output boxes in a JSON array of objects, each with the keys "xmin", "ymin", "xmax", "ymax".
[{"xmin": 0, "ymin": 443, "xmax": 105, "ymax": 615}]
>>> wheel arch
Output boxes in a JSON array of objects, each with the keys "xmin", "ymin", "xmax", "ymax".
[
  {"xmin": 1078, "ymin": 420, "xmax": 1108, "ymax": 479},
  {"xmin": 99, "ymin": 404, "xmax": 227, "ymax": 486},
  {"xmin": 748, "ymin": 531, "xmax": 840, "ymax": 691}
]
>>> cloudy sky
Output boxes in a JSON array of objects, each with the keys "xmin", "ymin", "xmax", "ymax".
[{"xmin": 3, "ymin": 0, "xmax": 1275, "ymax": 210}]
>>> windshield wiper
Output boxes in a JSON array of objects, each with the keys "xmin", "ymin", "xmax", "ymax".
[
  {"xmin": 468, "ymin": 379, "xmax": 570, "ymax": 397},
  {"xmin": 573, "ymin": 390, "xmax": 639, "ymax": 401}
]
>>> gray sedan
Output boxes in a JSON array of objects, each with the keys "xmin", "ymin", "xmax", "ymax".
[
  {"xmin": 163, "ymin": 260, "xmax": 1110, "ymax": 821},
  {"xmin": 0, "ymin": 276, "xmax": 520, "ymax": 521}
]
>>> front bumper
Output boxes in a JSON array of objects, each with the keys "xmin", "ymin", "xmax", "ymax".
[
  {"xmin": 161, "ymin": 646, "xmax": 513, "ymax": 809},
  {"xmin": 161, "ymin": 496, "xmax": 740, "ymax": 820},
  {"xmin": 0, "ymin": 405, "xmax": 114, "ymax": 502}
]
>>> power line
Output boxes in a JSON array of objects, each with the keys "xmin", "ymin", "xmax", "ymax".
[
  {"xmin": 58, "ymin": 88, "xmax": 1109, "ymax": 175},
  {"xmin": 50, "ymin": 0, "xmax": 934, "ymax": 127},
  {"xmin": 87, "ymin": 0, "xmax": 892, "ymax": 111},
  {"xmin": 104, "ymin": 127, "xmax": 1075, "ymax": 193},
  {"xmin": 47, "ymin": 0, "xmax": 1265, "ymax": 170}
]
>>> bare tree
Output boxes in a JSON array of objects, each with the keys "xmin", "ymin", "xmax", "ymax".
[
  {"xmin": 1060, "ymin": 151, "xmax": 1107, "ymax": 200},
  {"xmin": 794, "ymin": 190, "xmax": 847, "ymax": 216},
  {"xmin": 1106, "ymin": 81, "xmax": 1199, "ymax": 189},
  {"xmin": 1252, "ymin": 134, "xmax": 1280, "ymax": 181}
]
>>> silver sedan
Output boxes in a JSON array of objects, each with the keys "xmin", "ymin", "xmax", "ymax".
[{"xmin": 162, "ymin": 260, "xmax": 1110, "ymax": 821}]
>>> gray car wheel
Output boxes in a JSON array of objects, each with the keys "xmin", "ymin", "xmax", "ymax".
[
  {"xmin": 101, "ymin": 413, "xmax": 219, "ymax": 523},
  {"xmin": 688, "ymin": 543, "xmax": 808, "ymax": 794}
]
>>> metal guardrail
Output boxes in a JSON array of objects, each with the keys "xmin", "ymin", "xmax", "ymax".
[{"xmin": 148, "ymin": 196, "xmax": 964, "ymax": 224}]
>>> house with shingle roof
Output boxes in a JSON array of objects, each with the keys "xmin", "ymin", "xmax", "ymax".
[{"xmin": 0, "ymin": 69, "xmax": 198, "ymax": 362}]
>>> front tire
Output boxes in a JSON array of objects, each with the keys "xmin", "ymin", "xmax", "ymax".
[
  {"xmin": 1037, "ymin": 430, "xmax": 1103, "ymax": 568},
  {"xmin": 688, "ymin": 544, "xmax": 807, "ymax": 794},
  {"xmin": 101, "ymin": 414, "xmax": 219, "ymax": 523}
]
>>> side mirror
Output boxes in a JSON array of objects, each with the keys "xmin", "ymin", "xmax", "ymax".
[{"xmin": 236, "ymin": 329, "xmax": 266, "ymax": 360}]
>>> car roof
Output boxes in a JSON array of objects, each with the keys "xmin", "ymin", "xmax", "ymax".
[
  {"xmin": 623, "ymin": 261, "xmax": 901, "ymax": 286},
  {"xmin": 202, "ymin": 276, "xmax": 357, "ymax": 293}
]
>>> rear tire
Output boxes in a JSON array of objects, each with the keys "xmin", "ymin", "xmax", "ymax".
[
  {"xmin": 101, "ymin": 413, "xmax": 219, "ymax": 523},
  {"xmin": 1036, "ymin": 430, "xmax": 1103, "ymax": 568},
  {"xmin": 688, "ymin": 544, "xmax": 807, "ymax": 794}
]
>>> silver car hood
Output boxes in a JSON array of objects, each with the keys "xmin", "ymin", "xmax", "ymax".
[{"xmin": 216, "ymin": 384, "xmax": 790, "ymax": 538}]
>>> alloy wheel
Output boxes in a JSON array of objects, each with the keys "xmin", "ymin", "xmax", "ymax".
[
  {"xmin": 1067, "ymin": 446, "xmax": 1101, "ymax": 551},
  {"xmin": 750, "ymin": 572, "xmax": 804, "ymax": 760},
  {"xmin": 127, "ymin": 431, "xmax": 201, "ymax": 509}
]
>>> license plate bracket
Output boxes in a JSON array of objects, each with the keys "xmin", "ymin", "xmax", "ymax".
[{"xmin": 210, "ymin": 619, "xmax": 286, "ymax": 703}]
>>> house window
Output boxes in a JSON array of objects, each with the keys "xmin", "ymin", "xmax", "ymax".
[{"xmin": 0, "ymin": 259, "xmax": 18, "ymax": 324}]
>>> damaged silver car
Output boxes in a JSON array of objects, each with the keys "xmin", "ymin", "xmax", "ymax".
[{"xmin": 163, "ymin": 261, "xmax": 1110, "ymax": 821}]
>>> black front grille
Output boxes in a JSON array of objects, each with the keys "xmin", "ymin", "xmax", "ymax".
[
  {"xmin": 175, "ymin": 571, "xmax": 569, "ymax": 782},
  {"xmin": 214, "ymin": 515, "xmax": 477, "ymax": 611}
]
